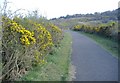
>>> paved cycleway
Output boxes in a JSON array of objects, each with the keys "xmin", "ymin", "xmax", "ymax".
[{"xmin": 70, "ymin": 31, "xmax": 118, "ymax": 81}]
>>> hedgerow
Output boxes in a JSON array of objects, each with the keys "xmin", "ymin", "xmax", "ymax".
[
  {"xmin": 1, "ymin": 16, "xmax": 63, "ymax": 80},
  {"xmin": 73, "ymin": 22, "xmax": 118, "ymax": 40}
]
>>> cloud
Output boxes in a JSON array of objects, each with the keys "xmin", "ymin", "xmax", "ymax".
[{"xmin": 0, "ymin": 0, "xmax": 119, "ymax": 19}]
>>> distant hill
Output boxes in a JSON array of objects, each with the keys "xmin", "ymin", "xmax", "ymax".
[
  {"xmin": 50, "ymin": 8, "xmax": 119, "ymax": 29},
  {"xmin": 51, "ymin": 8, "xmax": 119, "ymax": 23}
]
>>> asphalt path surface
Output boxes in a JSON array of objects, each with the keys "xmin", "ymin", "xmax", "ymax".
[{"xmin": 70, "ymin": 31, "xmax": 118, "ymax": 81}]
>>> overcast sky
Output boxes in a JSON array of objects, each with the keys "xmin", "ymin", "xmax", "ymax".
[{"xmin": 0, "ymin": 0, "xmax": 119, "ymax": 19}]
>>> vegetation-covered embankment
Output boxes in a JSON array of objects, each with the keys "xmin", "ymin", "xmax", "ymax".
[
  {"xmin": 20, "ymin": 32, "xmax": 72, "ymax": 81},
  {"xmin": 1, "ymin": 15, "xmax": 63, "ymax": 81}
]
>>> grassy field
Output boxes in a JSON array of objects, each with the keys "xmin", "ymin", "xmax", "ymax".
[
  {"xmin": 20, "ymin": 32, "xmax": 72, "ymax": 81},
  {"xmin": 79, "ymin": 32, "xmax": 118, "ymax": 59}
]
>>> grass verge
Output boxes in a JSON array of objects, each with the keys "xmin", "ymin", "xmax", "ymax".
[
  {"xmin": 20, "ymin": 32, "xmax": 72, "ymax": 81},
  {"xmin": 79, "ymin": 31, "xmax": 118, "ymax": 59}
]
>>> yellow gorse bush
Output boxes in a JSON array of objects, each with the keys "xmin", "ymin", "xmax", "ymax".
[
  {"xmin": 2, "ymin": 16, "xmax": 36, "ymax": 46},
  {"xmin": 74, "ymin": 25, "xmax": 81, "ymax": 30},
  {"xmin": 45, "ymin": 23, "xmax": 63, "ymax": 46},
  {"xmin": 95, "ymin": 27, "xmax": 100, "ymax": 32},
  {"xmin": 50, "ymin": 23, "xmax": 62, "ymax": 33},
  {"xmin": 13, "ymin": 17, "xmax": 57, "ymax": 64},
  {"xmin": 33, "ymin": 23, "xmax": 53, "ymax": 63},
  {"xmin": 73, "ymin": 22, "xmax": 118, "ymax": 39},
  {"xmin": 2, "ymin": 16, "xmax": 63, "ymax": 80}
]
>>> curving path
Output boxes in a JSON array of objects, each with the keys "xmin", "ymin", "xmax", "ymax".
[{"xmin": 69, "ymin": 31, "xmax": 118, "ymax": 81}]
